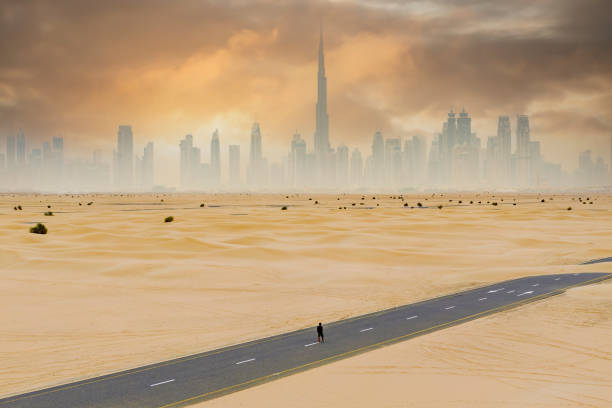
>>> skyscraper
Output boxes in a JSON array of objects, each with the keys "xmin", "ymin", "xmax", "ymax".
[
  {"xmin": 16, "ymin": 132, "xmax": 25, "ymax": 166},
  {"xmin": 210, "ymin": 129, "xmax": 220, "ymax": 184},
  {"xmin": 228, "ymin": 145, "xmax": 241, "ymax": 186},
  {"xmin": 142, "ymin": 142, "xmax": 154, "ymax": 189},
  {"xmin": 516, "ymin": 115, "xmax": 530, "ymax": 186},
  {"xmin": 497, "ymin": 116, "xmax": 511, "ymax": 183},
  {"xmin": 456, "ymin": 108, "xmax": 471, "ymax": 145},
  {"xmin": 290, "ymin": 132, "xmax": 307, "ymax": 187},
  {"xmin": 314, "ymin": 29, "xmax": 329, "ymax": 160},
  {"xmin": 6, "ymin": 135, "xmax": 15, "ymax": 168},
  {"xmin": 350, "ymin": 148, "xmax": 363, "ymax": 186},
  {"xmin": 179, "ymin": 134, "xmax": 199, "ymax": 189},
  {"xmin": 114, "ymin": 125, "xmax": 134, "ymax": 189},
  {"xmin": 248, "ymin": 122, "xmax": 267, "ymax": 186},
  {"xmin": 336, "ymin": 144, "xmax": 349, "ymax": 187},
  {"xmin": 372, "ymin": 131, "xmax": 385, "ymax": 185}
]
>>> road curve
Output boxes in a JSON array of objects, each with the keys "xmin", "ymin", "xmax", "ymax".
[{"xmin": 1, "ymin": 272, "xmax": 610, "ymax": 408}]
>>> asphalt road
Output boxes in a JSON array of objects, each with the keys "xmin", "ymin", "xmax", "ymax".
[{"xmin": 1, "ymin": 272, "xmax": 609, "ymax": 408}]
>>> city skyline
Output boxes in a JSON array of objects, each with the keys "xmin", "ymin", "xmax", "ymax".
[{"xmin": 1, "ymin": 0, "xmax": 612, "ymax": 184}]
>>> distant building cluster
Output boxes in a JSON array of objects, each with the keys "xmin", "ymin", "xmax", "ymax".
[{"xmin": 0, "ymin": 31, "xmax": 611, "ymax": 192}]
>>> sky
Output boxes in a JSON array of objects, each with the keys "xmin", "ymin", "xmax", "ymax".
[{"xmin": 1, "ymin": 0, "xmax": 611, "ymax": 185}]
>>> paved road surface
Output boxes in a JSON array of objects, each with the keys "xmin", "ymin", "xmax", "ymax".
[{"xmin": 1, "ymin": 272, "xmax": 609, "ymax": 408}]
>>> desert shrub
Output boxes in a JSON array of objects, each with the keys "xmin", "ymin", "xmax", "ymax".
[
  {"xmin": 352, "ymin": 203, "xmax": 356, "ymax": 206},
  {"xmin": 567, "ymin": 206, "xmax": 572, "ymax": 210},
  {"xmin": 438, "ymin": 205, "xmax": 443, "ymax": 209},
  {"xmin": 469, "ymin": 201, "xmax": 473, "ymax": 204},
  {"xmin": 164, "ymin": 216, "xmax": 174, "ymax": 223},
  {"xmin": 30, "ymin": 223, "xmax": 47, "ymax": 234},
  {"xmin": 87, "ymin": 202, "xmax": 93, "ymax": 205},
  {"xmin": 541, "ymin": 199, "xmax": 545, "ymax": 203},
  {"xmin": 314, "ymin": 200, "xmax": 319, "ymax": 204},
  {"xmin": 417, "ymin": 202, "xmax": 423, "ymax": 207},
  {"xmin": 492, "ymin": 202, "xmax": 498, "ymax": 206},
  {"xmin": 404, "ymin": 203, "xmax": 408, "ymax": 207},
  {"xmin": 281, "ymin": 206, "xmax": 287, "ymax": 210},
  {"xmin": 200, "ymin": 203, "xmax": 205, "ymax": 207},
  {"xmin": 44, "ymin": 211, "xmax": 53, "ymax": 216},
  {"xmin": 18, "ymin": 205, "xmax": 22, "ymax": 210}
]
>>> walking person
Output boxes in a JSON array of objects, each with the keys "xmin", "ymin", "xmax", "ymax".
[{"xmin": 317, "ymin": 322, "xmax": 325, "ymax": 343}]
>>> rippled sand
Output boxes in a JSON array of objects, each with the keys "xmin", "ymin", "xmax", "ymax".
[{"xmin": 1, "ymin": 192, "xmax": 611, "ymax": 401}]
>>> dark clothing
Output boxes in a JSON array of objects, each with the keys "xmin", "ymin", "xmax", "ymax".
[
  {"xmin": 317, "ymin": 326, "xmax": 323, "ymax": 335},
  {"xmin": 317, "ymin": 324, "xmax": 324, "ymax": 343}
]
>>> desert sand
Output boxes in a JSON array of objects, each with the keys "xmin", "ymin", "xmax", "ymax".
[{"xmin": 1, "ymin": 192, "xmax": 611, "ymax": 405}]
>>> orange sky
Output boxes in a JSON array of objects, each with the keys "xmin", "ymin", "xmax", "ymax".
[{"xmin": 1, "ymin": 0, "xmax": 611, "ymax": 184}]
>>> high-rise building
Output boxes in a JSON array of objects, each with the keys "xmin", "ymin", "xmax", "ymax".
[
  {"xmin": 179, "ymin": 134, "xmax": 198, "ymax": 189},
  {"xmin": 6, "ymin": 135, "xmax": 15, "ymax": 168},
  {"xmin": 141, "ymin": 142, "xmax": 154, "ymax": 189},
  {"xmin": 228, "ymin": 145, "xmax": 241, "ymax": 186},
  {"xmin": 516, "ymin": 115, "xmax": 530, "ymax": 186},
  {"xmin": 290, "ymin": 132, "xmax": 307, "ymax": 187},
  {"xmin": 16, "ymin": 132, "xmax": 25, "ymax": 166},
  {"xmin": 497, "ymin": 116, "xmax": 511, "ymax": 183},
  {"xmin": 350, "ymin": 148, "xmax": 363, "ymax": 186},
  {"xmin": 384, "ymin": 138, "xmax": 401, "ymax": 186},
  {"xmin": 210, "ymin": 129, "xmax": 220, "ymax": 184},
  {"xmin": 372, "ymin": 131, "xmax": 384, "ymax": 186},
  {"xmin": 114, "ymin": 125, "xmax": 134, "ymax": 189},
  {"xmin": 314, "ymin": 29, "xmax": 329, "ymax": 161},
  {"xmin": 53, "ymin": 136, "xmax": 64, "ymax": 162},
  {"xmin": 456, "ymin": 108, "xmax": 471, "ymax": 145},
  {"xmin": 336, "ymin": 144, "xmax": 349, "ymax": 187},
  {"xmin": 248, "ymin": 122, "xmax": 267, "ymax": 186}
]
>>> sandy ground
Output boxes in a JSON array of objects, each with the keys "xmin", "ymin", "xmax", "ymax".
[{"xmin": 1, "ymin": 192, "xmax": 611, "ymax": 404}]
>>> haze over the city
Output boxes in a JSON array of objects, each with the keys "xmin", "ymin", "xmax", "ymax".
[{"xmin": 1, "ymin": 0, "xmax": 611, "ymax": 191}]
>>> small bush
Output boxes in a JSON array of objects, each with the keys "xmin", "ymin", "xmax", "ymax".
[
  {"xmin": 458, "ymin": 200, "xmax": 462, "ymax": 203},
  {"xmin": 87, "ymin": 202, "xmax": 93, "ymax": 205},
  {"xmin": 352, "ymin": 203, "xmax": 356, "ymax": 206},
  {"xmin": 417, "ymin": 202, "xmax": 423, "ymax": 207},
  {"xmin": 18, "ymin": 205, "xmax": 22, "ymax": 210},
  {"xmin": 164, "ymin": 216, "xmax": 174, "ymax": 223},
  {"xmin": 79, "ymin": 203, "xmax": 82, "ymax": 206},
  {"xmin": 44, "ymin": 211, "xmax": 53, "ymax": 216},
  {"xmin": 513, "ymin": 203, "xmax": 517, "ymax": 206},
  {"xmin": 13, "ymin": 206, "xmax": 17, "ymax": 210},
  {"xmin": 541, "ymin": 199, "xmax": 545, "ymax": 203},
  {"xmin": 469, "ymin": 201, "xmax": 473, "ymax": 204},
  {"xmin": 404, "ymin": 202, "xmax": 408, "ymax": 207},
  {"xmin": 281, "ymin": 206, "xmax": 288, "ymax": 210},
  {"xmin": 567, "ymin": 206, "xmax": 572, "ymax": 210},
  {"xmin": 200, "ymin": 203, "xmax": 205, "ymax": 207},
  {"xmin": 314, "ymin": 201, "xmax": 319, "ymax": 204},
  {"xmin": 30, "ymin": 223, "xmax": 47, "ymax": 234},
  {"xmin": 438, "ymin": 205, "xmax": 443, "ymax": 209},
  {"xmin": 492, "ymin": 202, "xmax": 498, "ymax": 206}
]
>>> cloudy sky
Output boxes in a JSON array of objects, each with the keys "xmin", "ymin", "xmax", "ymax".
[{"xmin": 1, "ymin": 0, "xmax": 611, "ymax": 183}]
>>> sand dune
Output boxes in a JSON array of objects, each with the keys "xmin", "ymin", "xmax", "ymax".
[{"xmin": 1, "ymin": 193, "xmax": 611, "ymax": 403}]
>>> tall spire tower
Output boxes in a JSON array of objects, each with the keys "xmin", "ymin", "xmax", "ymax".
[{"xmin": 314, "ymin": 27, "xmax": 329, "ymax": 158}]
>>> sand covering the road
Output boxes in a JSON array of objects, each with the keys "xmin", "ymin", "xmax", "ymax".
[{"xmin": 1, "ymin": 192, "xmax": 611, "ymax": 405}]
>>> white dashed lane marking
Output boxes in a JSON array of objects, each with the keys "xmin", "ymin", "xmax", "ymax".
[
  {"xmin": 304, "ymin": 342, "xmax": 318, "ymax": 347},
  {"xmin": 360, "ymin": 327, "xmax": 374, "ymax": 332},
  {"xmin": 517, "ymin": 291, "xmax": 534, "ymax": 297},
  {"xmin": 487, "ymin": 288, "xmax": 505, "ymax": 293},
  {"xmin": 444, "ymin": 306, "xmax": 455, "ymax": 310},
  {"xmin": 406, "ymin": 316, "xmax": 418, "ymax": 320},
  {"xmin": 150, "ymin": 379, "xmax": 175, "ymax": 387},
  {"xmin": 235, "ymin": 358, "xmax": 256, "ymax": 365},
  {"xmin": 478, "ymin": 297, "xmax": 487, "ymax": 301}
]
